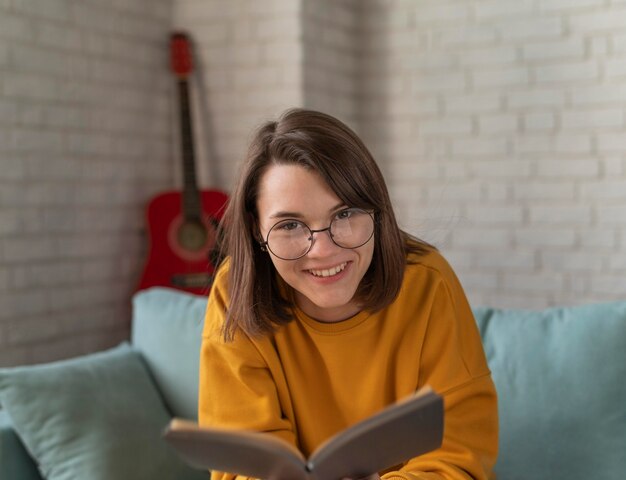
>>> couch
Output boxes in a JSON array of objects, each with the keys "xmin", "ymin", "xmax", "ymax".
[{"xmin": 1, "ymin": 288, "xmax": 624, "ymax": 480}]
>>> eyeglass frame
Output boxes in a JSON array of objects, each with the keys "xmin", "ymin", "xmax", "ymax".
[{"xmin": 258, "ymin": 208, "xmax": 376, "ymax": 261}]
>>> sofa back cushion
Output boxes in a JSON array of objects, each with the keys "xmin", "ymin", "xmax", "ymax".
[
  {"xmin": 132, "ymin": 287, "xmax": 208, "ymax": 420},
  {"xmin": 473, "ymin": 301, "xmax": 626, "ymax": 480}
]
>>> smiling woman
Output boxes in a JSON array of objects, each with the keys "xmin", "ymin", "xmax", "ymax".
[
  {"xmin": 217, "ymin": 109, "xmax": 429, "ymax": 341},
  {"xmin": 199, "ymin": 108, "xmax": 499, "ymax": 480}
]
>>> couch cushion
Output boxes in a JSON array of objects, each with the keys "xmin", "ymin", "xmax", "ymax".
[
  {"xmin": 0, "ymin": 343, "xmax": 206, "ymax": 480},
  {"xmin": 132, "ymin": 287, "xmax": 208, "ymax": 420},
  {"xmin": 473, "ymin": 301, "xmax": 626, "ymax": 480}
]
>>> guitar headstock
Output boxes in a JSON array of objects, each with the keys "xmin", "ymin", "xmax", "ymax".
[{"xmin": 170, "ymin": 31, "xmax": 193, "ymax": 78}]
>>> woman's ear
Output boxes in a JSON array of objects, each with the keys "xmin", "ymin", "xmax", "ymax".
[{"xmin": 252, "ymin": 222, "xmax": 267, "ymax": 252}]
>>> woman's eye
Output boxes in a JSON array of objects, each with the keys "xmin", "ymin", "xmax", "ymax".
[
  {"xmin": 336, "ymin": 209, "xmax": 353, "ymax": 220},
  {"xmin": 278, "ymin": 221, "xmax": 301, "ymax": 231}
]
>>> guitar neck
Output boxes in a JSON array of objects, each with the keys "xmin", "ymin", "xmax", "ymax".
[{"xmin": 178, "ymin": 78, "xmax": 202, "ymax": 220}]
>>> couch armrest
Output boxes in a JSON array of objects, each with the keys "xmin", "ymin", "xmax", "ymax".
[{"xmin": 0, "ymin": 410, "xmax": 42, "ymax": 480}]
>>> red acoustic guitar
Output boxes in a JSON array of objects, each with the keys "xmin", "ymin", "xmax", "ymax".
[{"xmin": 137, "ymin": 32, "xmax": 228, "ymax": 295}]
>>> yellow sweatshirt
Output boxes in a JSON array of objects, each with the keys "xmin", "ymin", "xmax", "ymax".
[{"xmin": 199, "ymin": 250, "xmax": 498, "ymax": 480}]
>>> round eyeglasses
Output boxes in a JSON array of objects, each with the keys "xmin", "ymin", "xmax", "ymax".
[{"xmin": 260, "ymin": 208, "xmax": 375, "ymax": 261}]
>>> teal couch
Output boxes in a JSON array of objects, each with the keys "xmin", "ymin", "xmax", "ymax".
[{"xmin": 1, "ymin": 288, "xmax": 625, "ymax": 480}]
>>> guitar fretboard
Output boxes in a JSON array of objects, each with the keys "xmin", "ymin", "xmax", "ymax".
[{"xmin": 178, "ymin": 79, "xmax": 202, "ymax": 221}]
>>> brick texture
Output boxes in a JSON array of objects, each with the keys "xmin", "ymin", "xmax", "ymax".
[
  {"xmin": 357, "ymin": 0, "xmax": 626, "ymax": 309},
  {"xmin": 0, "ymin": 0, "xmax": 173, "ymax": 366}
]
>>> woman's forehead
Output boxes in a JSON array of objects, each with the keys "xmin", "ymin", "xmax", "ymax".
[{"xmin": 256, "ymin": 164, "xmax": 345, "ymax": 220}]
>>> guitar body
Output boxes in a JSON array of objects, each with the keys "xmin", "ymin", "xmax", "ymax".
[{"xmin": 138, "ymin": 189, "xmax": 228, "ymax": 295}]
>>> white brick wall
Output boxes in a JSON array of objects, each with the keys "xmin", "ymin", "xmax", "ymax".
[
  {"xmin": 0, "ymin": 0, "xmax": 173, "ymax": 366},
  {"xmin": 171, "ymin": 0, "xmax": 361, "ymax": 187},
  {"xmin": 2, "ymin": 0, "xmax": 626, "ymax": 365},
  {"xmin": 358, "ymin": 0, "xmax": 626, "ymax": 308},
  {"xmin": 301, "ymin": 0, "xmax": 359, "ymax": 125},
  {"xmin": 172, "ymin": 0, "xmax": 304, "ymax": 188}
]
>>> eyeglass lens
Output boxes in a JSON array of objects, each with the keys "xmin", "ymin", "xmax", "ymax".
[{"xmin": 266, "ymin": 208, "xmax": 374, "ymax": 260}]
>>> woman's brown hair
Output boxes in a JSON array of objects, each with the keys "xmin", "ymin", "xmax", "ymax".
[{"xmin": 218, "ymin": 108, "xmax": 431, "ymax": 341}]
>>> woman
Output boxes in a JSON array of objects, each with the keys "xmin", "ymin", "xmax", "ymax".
[{"xmin": 199, "ymin": 108, "xmax": 498, "ymax": 480}]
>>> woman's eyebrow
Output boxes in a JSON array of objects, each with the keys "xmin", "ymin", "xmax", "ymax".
[
  {"xmin": 269, "ymin": 210, "xmax": 304, "ymax": 219},
  {"xmin": 269, "ymin": 202, "xmax": 347, "ymax": 220}
]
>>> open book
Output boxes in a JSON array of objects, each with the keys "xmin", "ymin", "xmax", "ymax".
[{"xmin": 163, "ymin": 386, "xmax": 443, "ymax": 480}]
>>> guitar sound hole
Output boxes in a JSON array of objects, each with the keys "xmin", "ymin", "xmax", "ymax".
[{"xmin": 177, "ymin": 221, "xmax": 208, "ymax": 252}]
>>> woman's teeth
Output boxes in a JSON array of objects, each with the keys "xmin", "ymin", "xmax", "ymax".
[{"xmin": 309, "ymin": 262, "xmax": 347, "ymax": 278}]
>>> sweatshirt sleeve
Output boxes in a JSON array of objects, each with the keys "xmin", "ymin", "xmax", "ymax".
[
  {"xmin": 383, "ymin": 261, "xmax": 498, "ymax": 480},
  {"xmin": 198, "ymin": 268, "xmax": 297, "ymax": 480}
]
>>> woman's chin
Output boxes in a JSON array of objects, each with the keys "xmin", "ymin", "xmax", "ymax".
[{"xmin": 295, "ymin": 290, "xmax": 360, "ymax": 322}]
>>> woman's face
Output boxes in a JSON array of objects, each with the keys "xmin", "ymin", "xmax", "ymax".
[{"xmin": 256, "ymin": 164, "xmax": 375, "ymax": 323}]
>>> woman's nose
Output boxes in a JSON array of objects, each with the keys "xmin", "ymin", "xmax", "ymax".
[{"xmin": 307, "ymin": 227, "xmax": 338, "ymax": 257}]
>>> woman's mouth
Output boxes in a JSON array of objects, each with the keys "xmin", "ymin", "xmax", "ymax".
[{"xmin": 307, "ymin": 262, "xmax": 348, "ymax": 278}]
